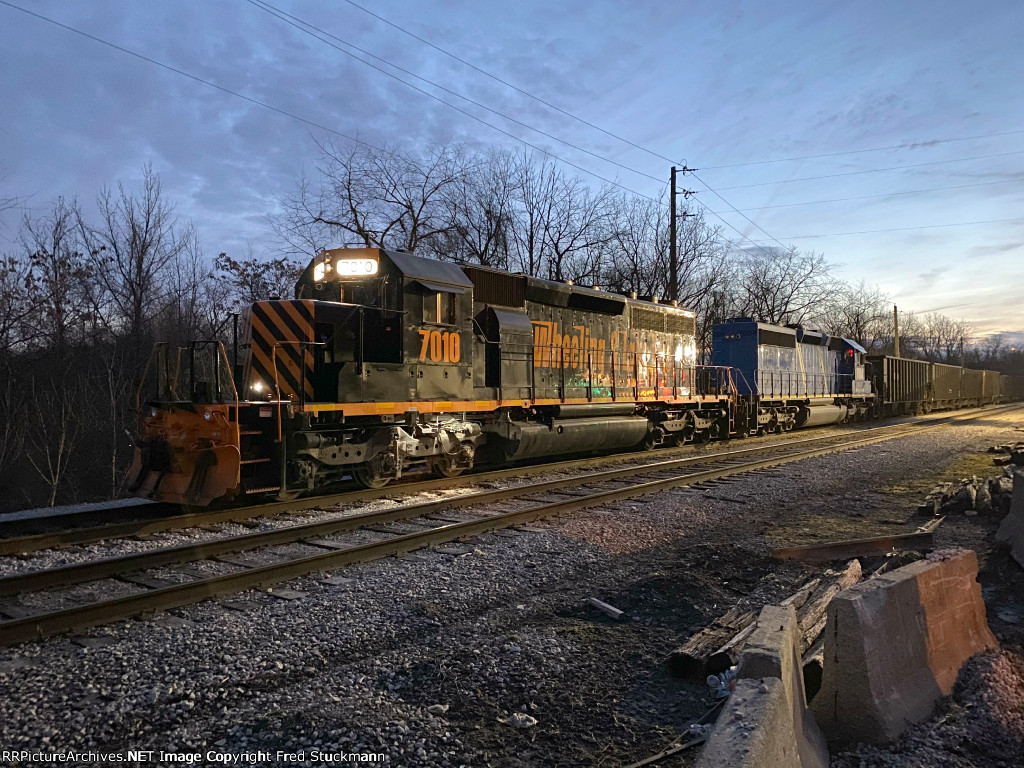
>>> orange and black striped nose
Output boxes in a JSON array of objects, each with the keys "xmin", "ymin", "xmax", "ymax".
[{"xmin": 248, "ymin": 300, "xmax": 315, "ymax": 402}]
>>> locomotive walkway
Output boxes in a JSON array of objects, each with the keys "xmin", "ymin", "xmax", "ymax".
[{"xmin": 0, "ymin": 403, "xmax": 1018, "ymax": 647}]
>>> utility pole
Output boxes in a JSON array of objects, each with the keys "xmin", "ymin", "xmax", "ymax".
[
  {"xmin": 668, "ymin": 166, "xmax": 697, "ymax": 303},
  {"xmin": 669, "ymin": 167, "xmax": 676, "ymax": 302},
  {"xmin": 893, "ymin": 304, "xmax": 901, "ymax": 358}
]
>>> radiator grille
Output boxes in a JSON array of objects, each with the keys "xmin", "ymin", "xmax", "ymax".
[{"xmin": 463, "ymin": 266, "xmax": 526, "ymax": 307}]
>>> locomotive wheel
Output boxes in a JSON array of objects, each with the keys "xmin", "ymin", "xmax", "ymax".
[
  {"xmin": 429, "ymin": 458, "xmax": 466, "ymax": 479},
  {"xmin": 352, "ymin": 464, "xmax": 390, "ymax": 489}
]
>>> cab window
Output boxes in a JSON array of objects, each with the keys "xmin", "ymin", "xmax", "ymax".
[{"xmin": 423, "ymin": 291, "xmax": 456, "ymax": 325}]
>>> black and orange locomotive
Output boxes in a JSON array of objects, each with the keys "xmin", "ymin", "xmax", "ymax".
[
  {"xmin": 129, "ymin": 247, "xmax": 738, "ymax": 505},
  {"xmin": 128, "ymin": 247, "xmax": 1020, "ymax": 507}
]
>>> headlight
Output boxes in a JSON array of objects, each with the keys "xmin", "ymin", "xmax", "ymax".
[
  {"xmin": 313, "ymin": 261, "xmax": 326, "ymax": 281},
  {"xmin": 252, "ymin": 380, "xmax": 264, "ymax": 393}
]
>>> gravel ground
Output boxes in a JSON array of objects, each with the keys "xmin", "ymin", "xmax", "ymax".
[{"xmin": 0, "ymin": 409, "xmax": 1022, "ymax": 767}]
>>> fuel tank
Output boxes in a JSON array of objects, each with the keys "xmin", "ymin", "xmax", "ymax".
[
  {"xmin": 797, "ymin": 403, "xmax": 850, "ymax": 428},
  {"xmin": 493, "ymin": 416, "xmax": 650, "ymax": 461}
]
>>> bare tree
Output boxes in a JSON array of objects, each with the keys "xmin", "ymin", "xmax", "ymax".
[
  {"xmin": 21, "ymin": 197, "xmax": 93, "ymax": 351},
  {"xmin": 275, "ymin": 140, "xmax": 467, "ymax": 258},
  {"xmin": 215, "ymin": 247, "xmax": 304, "ymax": 307},
  {"xmin": 0, "ymin": 369, "xmax": 23, "ymax": 478},
  {"xmin": 819, "ymin": 281, "xmax": 891, "ymax": 353},
  {"xmin": 917, "ymin": 312, "xmax": 973, "ymax": 363},
  {"xmin": 733, "ymin": 247, "xmax": 834, "ymax": 325},
  {"xmin": 438, "ymin": 149, "xmax": 518, "ymax": 267},
  {"xmin": 25, "ymin": 375, "xmax": 84, "ymax": 506},
  {"xmin": 0, "ymin": 252, "xmax": 35, "ymax": 353},
  {"xmin": 78, "ymin": 164, "xmax": 188, "ymax": 356}
]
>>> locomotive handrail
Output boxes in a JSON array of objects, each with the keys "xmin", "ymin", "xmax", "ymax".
[
  {"xmin": 492, "ymin": 341, "xmax": 735, "ymax": 404},
  {"xmin": 135, "ymin": 342, "xmax": 185, "ymax": 413},
  {"xmin": 186, "ymin": 339, "xmax": 240, "ymax": 407},
  {"xmin": 754, "ymin": 368, "xmax": 855, "ymax": 399}
]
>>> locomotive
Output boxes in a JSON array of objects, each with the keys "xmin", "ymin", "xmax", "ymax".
[{"xmin": 126, "ymin": 247, "xmax": 1021, "ymax": 507}]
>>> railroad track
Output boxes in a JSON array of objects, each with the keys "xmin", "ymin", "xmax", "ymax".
[
  {"xmin": 0, "ymin": 403, "xmax": 1019, "ymax": 647},
  {"xmin": 0, "ymin": 403, "xmax": 1014, "ymax": 555},
  {"xmin": 0, "ymin": 422, "xmax": 912, "ymax": 553}
]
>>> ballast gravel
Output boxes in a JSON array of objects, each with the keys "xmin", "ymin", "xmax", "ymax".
[{"xmin": 0, "ymin": 413, "xmax": 1021, "ymax": 767}]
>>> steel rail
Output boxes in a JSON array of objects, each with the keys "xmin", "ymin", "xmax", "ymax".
[
  {"xmin": 0, "ymin": 404, "xmax": 1013, "ymax": 556},
  {"xmin": 1, "ymin": 405, "xmax": 1015, "ymax": 592},
  {"xmin": 1, "ymin": 404, "xmax": 1019, "ymax": 646}
]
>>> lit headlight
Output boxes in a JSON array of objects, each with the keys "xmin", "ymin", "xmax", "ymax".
[
  {"xmin": 313, "ymin": 261, "xmax": 326, "ymax": 281},
  {"xmin": 335, "ymin": 258, "xmax": 378, "ymax": 276},
  {"xmin": 251, "ymin": 380, "xmax": 264, "ymax": 393}
]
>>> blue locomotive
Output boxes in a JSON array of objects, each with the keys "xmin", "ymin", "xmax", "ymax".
[{"xmin": 711, "ymin": 319, "xmax": 873, "ymax": 432}]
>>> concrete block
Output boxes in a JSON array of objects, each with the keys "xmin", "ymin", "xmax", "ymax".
[
  {"xmin": 811, "ymin": 549, "xmax": 997, "ymax": 746},
  {"xmin": 996, "ymin": 471, "xmax": 1024, "ymax": 567},
  {"xmin": 696, "ymin": 605, "xmax": 829, "ymax": 768}
]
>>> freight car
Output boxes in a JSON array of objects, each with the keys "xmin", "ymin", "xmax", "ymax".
[
  {"xmin": 128, "ymin": 247, "xmax": 738, "ymax": 505},
  {"xmin": 866, "ymin": 355, "xmax": 1011, "ymax": 415},
  {"xmin": 1002, "ymin": 374, "xmax": 1024, "ymax": 402}
]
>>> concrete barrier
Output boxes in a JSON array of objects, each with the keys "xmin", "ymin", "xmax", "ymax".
[
  {"xmin": 996, "ymin": 471, "xmax": 1024, "ymax": 567},
  {"xmin": 696, "ymin": 605, "xmax": 829, "ymax": 768},
  {"xmin": 811, "ymin": 549, "xmax": 997, "ymax": 745}
]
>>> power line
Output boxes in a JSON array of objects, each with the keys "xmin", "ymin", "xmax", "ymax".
[
  {"xmin": 250, "ymin": 0, "xmax": 791, "ymax": 258},
  {"xmin": 247, "ymin": 0, "xmax": 667, "ymax": 187},
  {"xmin": 332, "ymin": 0, "xmax": 1024, "ymax": 257},
  {"xmin": 0, "ymin": 0, "xmax": 789, "ymax": 262},
  {"xmin": 0, "ymin": 1, "xmax": 381, "ymax": 152},
  {"xmin": 701, "ymin": 129, "xmax": 1024, "ymax": 170},
  {"xmin": 0, "ymin": 1, "xmax": 664, "ymax": 209},
  {"xmin": 707, "ymin": 178, "xmax": 1022, "ymax": 214},
  {"xmin": 341, "ymin": 0, "xmax": 1024, "ymax": 179},
  {"xmin": 716, "ymin": 150, "xmax": 1024, "ymax": 191},
  {"xmin": 255, "ymin": 1, "xmax": 792, "ymax": 258},
  {"xmin": 749, "ymin": 216, "xmax": 1024, "ymax": 241},
  {"xmin": 338, "ymin": 0, "xmax": 681, "ymax": 169}
]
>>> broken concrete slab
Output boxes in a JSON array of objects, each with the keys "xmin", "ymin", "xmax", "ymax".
[
  {"xmin": 811, "ymin": 549, "xmax": 997, "ymax": 746},
  {"xmin": 995, "ymin": 471, "xmax": 1024, "ymax": 568},
  {"xmin": 696, "ymin": 604, "xmax": 828, "ymax": 768}
]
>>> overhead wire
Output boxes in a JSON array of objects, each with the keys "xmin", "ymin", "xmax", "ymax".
[
  {"xmin": 748, "ymin": 216, "xmax": 1024, "ymax": 241},
  {"xmin": 716, "ymin": 150, "xmax": 1024, "ymax": 190},
  {"xmin": 248, "ymin": 0, "xmax": 790, "ymax": 257},
  {"xmin": 331, "ymin": 0, "xmax": 1024, "ymax": 256},
  {"xmin": 3, "ymin": 0, "xmax": 789, "ymax": 264},
  {"xmin": 0, "ymin": 1, "xmax": 664, "ymax": 208},
  {"xmin": 243, "ymin": 0, "xmax": 670, "ymax": 186},
  {"xmin": 708, "ymin": 178, "xmax": 1022, "ymax": 214},
  {"xmin": 340, "ymin": 0, "xmax": 1024, "ymax": 175},
  {"xmin": 700, "ymin": 129, "xmax": 1024, "ymax": 169}
]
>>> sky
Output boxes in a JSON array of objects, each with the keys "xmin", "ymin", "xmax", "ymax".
[{"xmin": 1, "ymin": 0, "xmax": 1022, "ymax": 340}]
